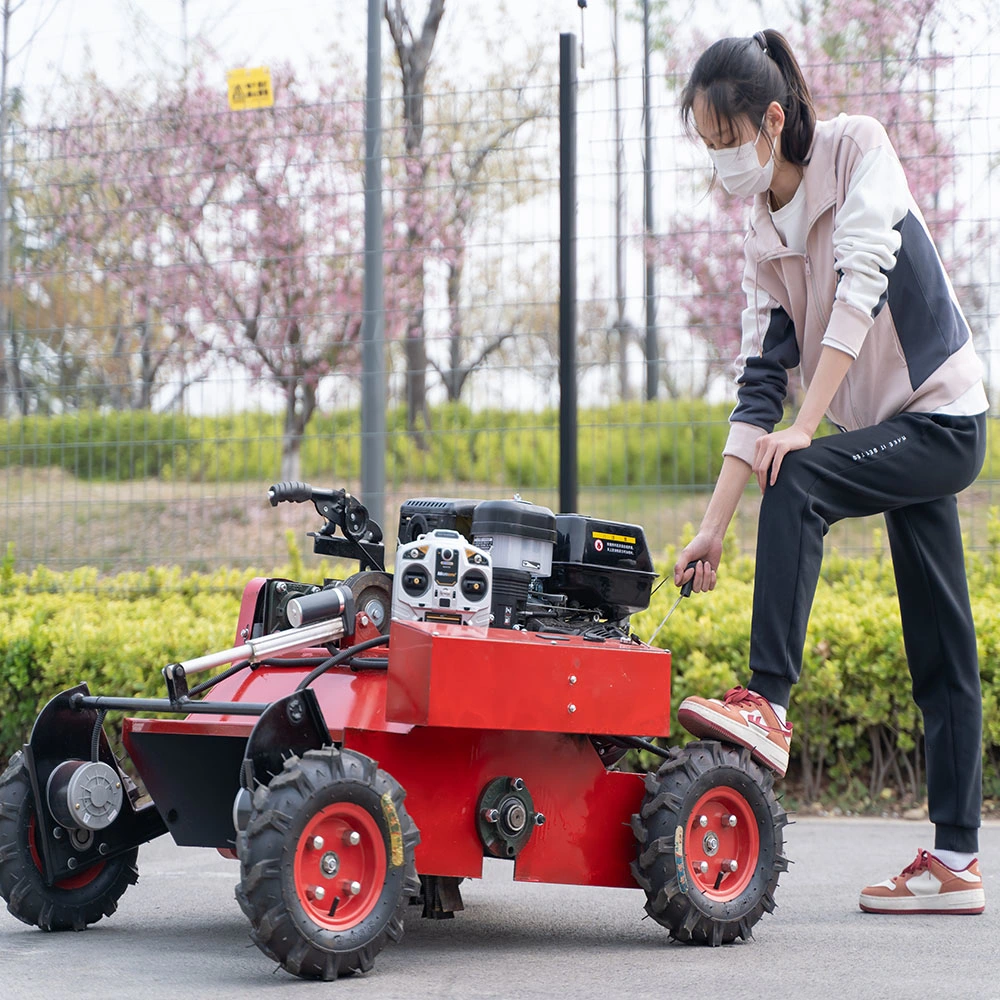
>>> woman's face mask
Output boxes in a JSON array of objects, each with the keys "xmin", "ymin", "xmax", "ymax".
[{"xmin": 706, "ymin": 115, "xmax": 775, "ymax": 198}]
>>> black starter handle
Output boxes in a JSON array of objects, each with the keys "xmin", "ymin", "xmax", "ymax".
[{"xmin": 679, "ymin": 560, "xmax": 699, "ymax": 598}]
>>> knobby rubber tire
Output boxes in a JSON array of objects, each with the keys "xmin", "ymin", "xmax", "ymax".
[
  {"xmin": 236, "ymin": 746, "xmax": 420, "ymax": 980},
  {"xmin": 630, "ymin": 740, "xmax": 789, "ymax": 946},
  {"xmin": 0, "ymin": 752, "xmax": 139, "ymax": 931}
]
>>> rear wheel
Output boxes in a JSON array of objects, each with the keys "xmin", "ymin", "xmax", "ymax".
[
  {"xmin": 631, "ymin": 740, "xmax": 788, "ymax": 945},
  {"xmin": 237, "ymin": 747, "xmax": 420, "ymax": 980},
  {"xmin": 0, "ymin": 752, "xmax": 138, "ymax": 931}
]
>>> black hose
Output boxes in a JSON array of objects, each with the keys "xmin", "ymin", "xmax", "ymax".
[
  {"xmin": 348, "ymin": 656, "xmax": 388, "ymax": 671},
  {"xmin": 295, "ymin": 634, "xmax": 391, "ymax": 691},
  {"xmin": 91, "ymin": 709, "xmax": 107, "ymax": 762},
  {"xmin": 186, "ymin": 655, "xmax": 333, "ymax": 698},
  {"xmin": 187, "ymin": 659, "xmax": 253, "ymax": 698}
]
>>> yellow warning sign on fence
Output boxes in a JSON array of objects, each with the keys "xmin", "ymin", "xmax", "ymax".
[{"xmin": 227, "ymin": 67, "xmax": 274, "ymax": 111}]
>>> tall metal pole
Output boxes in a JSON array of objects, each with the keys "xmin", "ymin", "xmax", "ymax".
[
  {"xmin": 558, "ymin": 33, "xmax": 578, "ymax": 515},
  {"xmin": 643, "ymin": 0, "xmax": 658, "ymax": 401},
  {"xmin": 0, "ymin": 2, "xmax": 10, "ymax": 418},
  {"xmin": 361, "ymin": 0, "xmax": 386, "ymax": 532}
]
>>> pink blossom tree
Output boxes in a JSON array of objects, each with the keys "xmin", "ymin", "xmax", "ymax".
[{"xmin": 21, "ymin": 66, "xmax": 367, "ymax": 479}]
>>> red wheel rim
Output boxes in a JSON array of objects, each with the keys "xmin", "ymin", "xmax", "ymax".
[
  {"xmin": 684, "ymin": 786, "xmax": 759, "ymax": 901},
  {"xmin": 27, "ymin": 815, "xmax": 105, "ymax": 890},
  {"xmin": 294, "ymin": 802, "xmax": 387, "ymax": 930}
]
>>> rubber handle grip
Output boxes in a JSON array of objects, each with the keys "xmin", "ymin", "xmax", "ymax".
[
  {"xmin": 680, "ymin": 560, "xmax": 699, "ymax": 598},
  {"xmin": 268, "ymin": 481, "xmax": 314, "ymax": 506}
]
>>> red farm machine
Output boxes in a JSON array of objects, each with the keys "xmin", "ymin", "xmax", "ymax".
[{"xmin": 0, "ymin": 484, "xmax": 788, "ymax": 979}]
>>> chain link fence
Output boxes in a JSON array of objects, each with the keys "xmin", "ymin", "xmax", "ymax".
[{"xmin": 1, "ymin": 39, "xmax": 997, "ymax": 579}]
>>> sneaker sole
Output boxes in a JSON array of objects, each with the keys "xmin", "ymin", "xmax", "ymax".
[
  {"xmin": 859, "ymin": 888, "xmax": 985, "ymax": 915},
  {"xmin": 678, "ymin": 702, "xmax": 789, "ymax": 777}
]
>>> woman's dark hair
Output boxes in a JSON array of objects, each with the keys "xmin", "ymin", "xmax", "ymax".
[{"xmin": 680, "ymin": 29, "xmax": 815, "ymax": 166}]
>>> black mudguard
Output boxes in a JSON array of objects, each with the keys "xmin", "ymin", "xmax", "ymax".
[{"xmin": 22, "ymin": 684, "xmax": 167, "ymax": 885}]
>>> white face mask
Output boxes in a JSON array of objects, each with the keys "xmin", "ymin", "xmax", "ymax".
[{"xmin": 707, "ymin": 116, "xmax": 775, "ymax": 198}]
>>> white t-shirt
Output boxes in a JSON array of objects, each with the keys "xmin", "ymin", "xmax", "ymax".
[{"xmin": 769, "ymin": 182, "xmax": 807, "ymax": 254}]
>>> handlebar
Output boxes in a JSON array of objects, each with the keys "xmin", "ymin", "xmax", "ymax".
[
  {"xmin": 266, "ymin": 481, "xmax": 383, "ymax": 546},
  {"xmin": 268, "ymin": 481, "xmax": 316, "ymax": 506}
]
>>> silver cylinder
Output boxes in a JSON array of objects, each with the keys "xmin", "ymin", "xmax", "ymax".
[{"xmin": 47, "ymin": 760, "xmax": 124, "ymax": 832}]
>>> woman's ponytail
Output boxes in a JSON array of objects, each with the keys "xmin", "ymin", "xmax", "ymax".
[{"xmin": 759, "ymin": 28, "xmax": 815, "ymax": 165}]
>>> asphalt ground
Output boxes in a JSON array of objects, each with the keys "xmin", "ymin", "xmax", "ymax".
[{"xmin": 2, "ymin": 817, "xmax": 999, "ymax": 1000}]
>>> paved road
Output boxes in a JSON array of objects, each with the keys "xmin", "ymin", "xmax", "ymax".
[{"xmin": 2, "ymin": 817, "xmax": 999, "ymax": 1000}]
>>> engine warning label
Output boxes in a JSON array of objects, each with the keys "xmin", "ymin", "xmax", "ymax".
[
  {"xmin": 592, "ymin": 530, "xmax": 636, "ymax": 544},
  {"xmin": 591, "ymin": 530, "xmax": 636, "ymax": 559}
]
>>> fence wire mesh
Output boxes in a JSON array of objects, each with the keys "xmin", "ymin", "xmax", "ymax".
[{"xmin": 1, "ymin": 41, "xmax": 997, "ymax": 580}]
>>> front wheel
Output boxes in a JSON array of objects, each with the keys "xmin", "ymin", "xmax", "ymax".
[
  {"xmin": 631, "ymin": 740, "xmax": 789, "ymax": 946},
  {"xmin": 236, "ymin": 747, "xmax": 420, "ymax": 980},
  {"xmin": 0, "ymin": 752, "xmax": 139, "ymax": 931}
]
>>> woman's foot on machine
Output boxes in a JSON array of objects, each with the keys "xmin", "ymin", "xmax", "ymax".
[{"xmin": 677, "ymin": 687, "xmax": 792, "ymax": 777}]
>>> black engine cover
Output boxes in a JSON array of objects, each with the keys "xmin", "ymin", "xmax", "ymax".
[{"xmin": 545, "ymin": 515, "xmax": 657, "ymax": 618}]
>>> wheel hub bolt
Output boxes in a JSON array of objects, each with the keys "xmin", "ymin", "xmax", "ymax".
[
  {"xmin": 698, "ymin": 815, "xmax": 708, "ymax": 828},
  {"xmin": 313, "ymin": 885, "xmax": 326, "ymax": 901},
  {"xmin": 703, "ymin": 832, "xmax": 719, "ymax": 856},
  {"xmin": 345, "ymin": 880, "xmax": 361, "ymax": 896},
  {"xmin": 344, "ymin": 830, "xmax": 361, "ymax": 846},
  {"xmin": 697, "ymin": 861, "xmax": 709, "ymax": 874},
  {"xmin": 726, "ymin": 814, "xmax": 738, "ymax": 827},
  {"xmin": 312, "ymin": 836, "xmax": 325, "ymax": 850},
  {"xmin": 66, "ymin": 857, "xmax": 78, "ymax": 870},
  {"xmin": 320, "ymin": 852, "xmax": 340, "ymax": 876},
  {"xmin": 723, "ymin": 859, "xmax": 739, "ymax": 873},
  {"xmin": 482, "ymin": 807, "xmax": 500, "ymax": 823}
]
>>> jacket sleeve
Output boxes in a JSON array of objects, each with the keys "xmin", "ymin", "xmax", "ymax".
[
  {"xmin": 823, "ymin": 119, "xmax": 908, "ymax": 358},
  {"xmin": 724, "ymin": 252, "xmax": 801, "ymax": 466}
]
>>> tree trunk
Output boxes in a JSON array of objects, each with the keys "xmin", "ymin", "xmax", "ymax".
[
  {"xmin": 445, "ymin": 256, "xmax": 463, "ymax": 402},
  {"xmin": 385, "ymin": 0, "xmax": 446, "ymax": 439},
  {"xmin": 279, "ymin": 378, "xmax": 316, "ymax": 483},
  {"xmin": 404, "ymin": 316, "xmax": 428, "ymax": 431}
]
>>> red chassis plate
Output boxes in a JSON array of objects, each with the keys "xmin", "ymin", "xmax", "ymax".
[
  {"xmin": 385, "ymin": 621, "xmax": 671, "ymax": 737},
  {"xmin": 348, "ymin": 726, "xmax": 647, "ymax": 887}
]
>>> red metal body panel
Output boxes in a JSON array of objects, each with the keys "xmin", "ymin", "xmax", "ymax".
[
  {"xmin": 121, "ymin": 592, "xmax": 668, "ymax": 890},
  {"xmin": 124, "ymin": 666, "xmax": 409, "ymax": 741},
  {"xmin": 385, "ymin": 621, "xmax": 671, "ymax": 737},
  {"xmin": 348, "ymin": 727, "xmax": 645, "ymax": 888}
]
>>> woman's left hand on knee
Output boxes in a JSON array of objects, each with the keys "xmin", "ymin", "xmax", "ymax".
[{"xmin": 753, "ymin": 425, "xmax": 813, "ymax": 492}]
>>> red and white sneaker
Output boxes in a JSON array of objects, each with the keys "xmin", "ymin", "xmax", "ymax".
[
  {"xmin": 677, "ymin": 687, "xmax": 792, "ymax": 777},
  {"xmin": 859, "ymin": 850, "xmax": 985, "ymax": 914}
]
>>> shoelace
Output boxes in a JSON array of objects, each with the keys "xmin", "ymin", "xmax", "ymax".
[
  {"xmin": 901, "ymin": 849, "xmax": 932, "ymax": 876},
  {"xmin": 722, "ymin": 686, "xmax": 759, "ymax": 706},
  {"xmin": 720, "ymin": 687, "xmax": 791, "ymax": 735}
]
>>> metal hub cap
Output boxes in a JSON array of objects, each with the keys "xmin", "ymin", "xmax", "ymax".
[
  {"xmin": 684, "ymin": 786, "xmax": 760, "ymax": 902},
  {"xmin": 294, "ymin": 801, "xmax": 386, "ymax": 931}
]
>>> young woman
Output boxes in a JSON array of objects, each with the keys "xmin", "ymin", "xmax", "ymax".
[{"xmin": 673, "ymin": 29, "xmax": 988, "ymax": 915}]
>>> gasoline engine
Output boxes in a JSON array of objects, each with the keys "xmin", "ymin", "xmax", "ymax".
[{"xmin": 393, "ymin": 496, "xmax": 656, "ymax": 638}]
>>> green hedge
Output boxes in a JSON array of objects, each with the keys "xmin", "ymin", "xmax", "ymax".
[
  {"xmin": 10, "ymin": 402, "xmax": 996, "ymax": 491},
  {"xmin": 3, "ymin": 538, "xmax": 1000, "ymax": 809}
]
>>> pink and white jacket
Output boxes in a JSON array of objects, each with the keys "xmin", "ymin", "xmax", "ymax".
[{"xmin": 724, "ymin": 113, "xmax": 986, "ymax": 466}]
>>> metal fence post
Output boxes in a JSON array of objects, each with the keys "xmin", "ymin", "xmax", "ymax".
[
  {"xmin": 361, "ymin": 0, "xmax": 386, "ymax": 533},
  {"xmin": 559, "ymin": 32, "xmax": 578, "ymax": 516}
]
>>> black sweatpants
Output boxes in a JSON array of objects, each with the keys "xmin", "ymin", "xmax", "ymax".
[{"xmin": 747, "ymin": 411, "xmax": 987, "ymax": 853}]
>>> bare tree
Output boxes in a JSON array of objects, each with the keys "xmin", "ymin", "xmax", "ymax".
[
  {"xmin": 0, "ymin": 0, "xmax": 62, "ymax": 417},
  {"xmin": 384, "ymin": 0, "xmax": 446, "ymax": 437}
]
